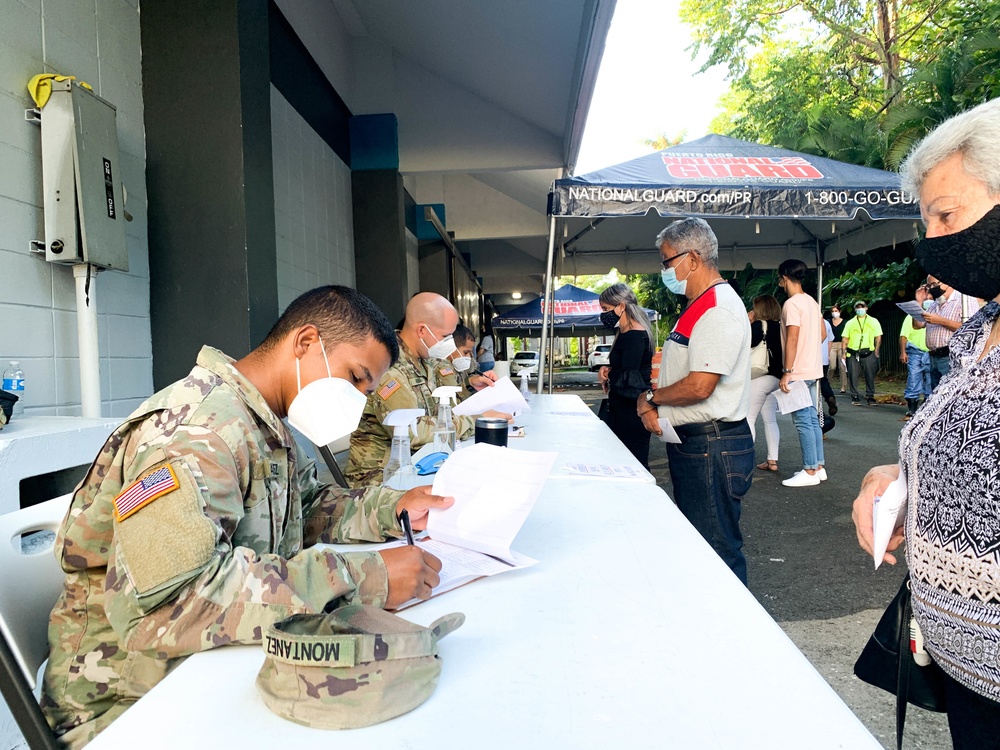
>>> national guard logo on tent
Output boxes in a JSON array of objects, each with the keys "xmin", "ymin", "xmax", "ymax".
[
  {"xmin": 114, "ymin": 465, "xmax": 179, "ymax": 521},
  {"xmin": 378, "ymin": 379, "xmax": 401, "ymax": 400}
]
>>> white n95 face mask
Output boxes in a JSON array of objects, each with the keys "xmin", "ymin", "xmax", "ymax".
[
  {"xmin": 286, "ymin": 336, "xmax": 367, "ymax": 446},
  {"xmin": 422, "ymin": 327, "xmax": 457, "ymax": 360},
  {"xmin": 452, "ymin": 356, "xmax": 473, "ymax": 372}
]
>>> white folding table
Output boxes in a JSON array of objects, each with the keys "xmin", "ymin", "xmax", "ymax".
[{"xmin": 85, "ymin": 395, "xmax": 880, "ymax": 749}]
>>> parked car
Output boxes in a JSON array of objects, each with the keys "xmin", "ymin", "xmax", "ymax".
[
  {"xmin": 588, "ymin": 344, "xmax": 612, "ymax": 371},
  {"xmin": 510, "ymin": 351, "xmax": 540, "ymax": 376}
]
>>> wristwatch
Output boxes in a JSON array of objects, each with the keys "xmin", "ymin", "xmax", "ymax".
[
  {"xmin": 645, "ymin": 389, "xmax": 656, "ymax": 403},
  {"xmin": 782, "ymin": 368, "xmax": 793, "ymax": 374}
]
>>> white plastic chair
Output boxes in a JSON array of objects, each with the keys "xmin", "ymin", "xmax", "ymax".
[{"xmin": 0, "ymin": 494, "xmax": 71, "ymax": 749}]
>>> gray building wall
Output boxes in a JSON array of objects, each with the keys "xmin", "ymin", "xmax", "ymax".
[
  {"xmin": 0, "ymin": 0, "xmax": 151, "ymax": 418},
  {"xmin": 271, "ymin": 85, "xmax": 355, "ymax": 312}
]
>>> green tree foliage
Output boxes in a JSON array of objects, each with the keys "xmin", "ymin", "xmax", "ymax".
[
  {"xmin": 685, "ymin": 0, "xmax": 1000, "ymax": 165},
  {"xmin": 559, "ymin": 272, "xmax": 622, "ymax": 292},
  {"xmin": 712, "ymin": 36, "xmax": 885, "ymax": 165},
  {"xmin": 882, "ymin": 11, "xmax": 1000, "ymax": 166},
  {"xmin": 682, "ymin": 0, "xmax": 951, "ymax": 101},
  {"xmin": 726, "ymin": 265, "xmax": 781, "ymax": 302},
  {"xmin": 677, "ymin": 0, "xmax": 1000, "ymax": 301},
  {"xmin": 823, "ymin": 257, "xmax": 924, "ymax": 308}
]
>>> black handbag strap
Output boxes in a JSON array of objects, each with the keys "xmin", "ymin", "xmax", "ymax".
[{"xmin": 894, "ymin": 580, "xmax": 912, "ymax": 750}]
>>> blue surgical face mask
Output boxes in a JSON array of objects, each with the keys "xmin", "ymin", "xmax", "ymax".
[
  {"xmin": 922, "ymin": 299, "xmax": 934, "ymax": 310},
  {"xmin": 661, "ymin": 267, "xmax": 687, "ymax": 296}
]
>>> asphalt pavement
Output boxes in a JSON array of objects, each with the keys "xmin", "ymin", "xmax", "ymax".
[{"xmin": 553, "ymin": 372, "xmax": 953, "ymax": 750}]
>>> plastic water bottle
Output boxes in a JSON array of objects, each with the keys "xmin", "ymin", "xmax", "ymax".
[
  {"xmin": 519, "ymin": 370, "xmax": 531, "ymax": 401},
  {"xmin": 382, "ymin": 409, "xmax": 424, "ymax": 490},
  {"xmin": 431, "ymin": 386, "xmax": 460, "ymax": 454},
  {"xmin": 2, "ymin": 361, "xmax": 25, "ymax": 417}
]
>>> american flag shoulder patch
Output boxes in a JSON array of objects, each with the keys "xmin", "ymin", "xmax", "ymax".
[
  {"xmin": 439, "ymin": 367, "xmax": 454, "ymax": 377},
  {"xmin": 114, "ymin": 464, "xmax": 179, "ymax": 522},
  {"xmin": 378, "ymin": 379, "xmax": 401, "ymax": 400}
]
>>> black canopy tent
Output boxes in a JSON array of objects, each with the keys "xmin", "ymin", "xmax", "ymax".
[{"xmin": 534, "ymin": 134, "xmax": 923, "ymax": 391}]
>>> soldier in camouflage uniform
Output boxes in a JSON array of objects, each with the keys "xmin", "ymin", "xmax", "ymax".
[
  {"xmin": 440, "ymin": 324, "xmax": 498, "ymax": 400},
  {"xmin": 347, "ymin": 293, "xmax": 510, "ymax": 487},
  {"xmin": 41, "ymin": 286, "xmax": 452, "ymax": 748}
]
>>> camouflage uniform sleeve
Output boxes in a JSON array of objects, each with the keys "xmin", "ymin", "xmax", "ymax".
[
  {"xmin": 103, "ymin": 422, "xmax": 389, "ymax": 658},
  {"xmin": 347, "ymin": 372, "xmax": 427, "ymax": 485},
  {"xmin": 347, "ymin": 367, "xmax": 478, "ymax": 487},
  {"xmin": 455, "ymin": 371, "xmax": 476, "ymax": 403},
  {"xmin": 373, "ymin": 378, "xmax": 475, "ymax": 444},
  {"xmin": 295, "ymin": 441, "xmax": 405, "ymax": 544},
  {"xmin": 302, "ymin": 486, "xmax": 405, "ymax": 545},
  {"xmin": 388, "ymin": 410, "xmax": 477, "ymax": 448}
]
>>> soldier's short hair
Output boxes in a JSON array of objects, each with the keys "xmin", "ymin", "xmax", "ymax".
[
  {"xmin": 259, "ymin": 286, "xmax": 399, "ymax": 363},
  {"xmin": 453, "ymin": 324, "xmax": 475, "ymax": 347}
]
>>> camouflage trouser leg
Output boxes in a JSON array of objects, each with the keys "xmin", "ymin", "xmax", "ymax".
[{"xmin": 55, "ymin": 702, "xmax": 132, "ymax": 749}]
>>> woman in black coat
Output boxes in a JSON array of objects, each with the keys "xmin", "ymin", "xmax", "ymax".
[{"xmin": 597, "ymin": 283, "xmax": 654, "ymax": 467}]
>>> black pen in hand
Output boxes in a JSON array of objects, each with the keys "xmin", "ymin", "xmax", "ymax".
[{"xmin": 399, "ymin": 509, "xmax": 415, "ymax": 546}]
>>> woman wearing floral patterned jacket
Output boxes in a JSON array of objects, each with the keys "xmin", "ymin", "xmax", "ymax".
[{"xmin": 852, "ymin": 97, "xmax": 1000, "ymax": 749}]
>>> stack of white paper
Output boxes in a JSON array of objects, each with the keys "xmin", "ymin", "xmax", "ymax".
[
  {"xmin": 872, "ymin": 465, "xmax": 907, "ymax": 569},
  {"xmin": 656, "ymin": 417, "xmax": 681, "ymax": 444},
  {"xmin": 321, "ymin": 535, "xmax": 538, "ymax": 611},
  {"xmin": 774, "ymin": 379, "xmax": 814, "ymax": 414},
  {"xmin": 452, "ymin": 376, "xmax": 527, "ymax": 417},
  {"xmin": 430, "ymin": 442, "xmax": 556, "ymax": 562},
  {"xmin": 896, "ymin": 300, "xmax": 926, "ymax": 323}
]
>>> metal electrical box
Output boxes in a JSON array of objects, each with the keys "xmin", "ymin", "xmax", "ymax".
[{"xmin": 39, "ymin": 80, "xmax": 129, "ymax": 272}]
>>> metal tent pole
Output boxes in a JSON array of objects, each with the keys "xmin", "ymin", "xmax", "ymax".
[
  {"xmin": 537, "ymin": 216, "xmax": 557, "ymax": 395},
  {"xmin": 816, "ymin": 239, "xmax": 824, "ymax": 309},
  {"xmin": 816, "ymin": 240, "xmax": 824, "ymax": 413},
  {"xmin": 547, "ymin": 283, "xmax": 557, "ymax": 393}
]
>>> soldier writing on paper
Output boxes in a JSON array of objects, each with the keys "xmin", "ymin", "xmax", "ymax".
[
  {"xmin": 347, "ymin": 292, "xmax": 511, "ymax": 487},
  {"xmin": 41, "ymin": 286, "xmax": 451, "ymax": 748}
]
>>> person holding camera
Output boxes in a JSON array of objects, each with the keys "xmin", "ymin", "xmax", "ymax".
[{"xmin": 842, "ymin": 300, "xmax": 882, "ymax": 406}]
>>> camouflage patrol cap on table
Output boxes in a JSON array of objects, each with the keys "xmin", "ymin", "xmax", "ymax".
[{"xmin": 256, "ymin": 604, "xmax": 465, "ymax": 729}]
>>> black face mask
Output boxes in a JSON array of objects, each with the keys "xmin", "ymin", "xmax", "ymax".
[
  {"xmin": 599, "ymin": 309, "xmax": 621, "ymax": 330},
  {"xmin": 916, "ymin": 204, "xmax": 1000, "ymax": 300},
  {"xmin": 926, "ymin": 284, "xmax": 944, "ymax": 299}
]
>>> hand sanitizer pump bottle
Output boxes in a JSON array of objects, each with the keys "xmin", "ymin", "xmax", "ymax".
[
  {"xmin": 431, "ymin": 386, "xmax": 461, "ymax": 454},
  {"xmin": 519, "ymin": 369, "xmax": 532, "ymax": 405},
  {"xmin": 382, "ymin": 409, "xmax": 424, "ymax": 490}
]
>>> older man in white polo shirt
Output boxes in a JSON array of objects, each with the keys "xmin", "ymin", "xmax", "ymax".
[{"xmin": 637, "ymin": 218, "xmax": 753, "ymax": 584}]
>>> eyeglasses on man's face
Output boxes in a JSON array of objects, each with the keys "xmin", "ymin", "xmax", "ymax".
[{"xmin": 660, "ymin": 251, "xmax": 690, "ymax": 271}]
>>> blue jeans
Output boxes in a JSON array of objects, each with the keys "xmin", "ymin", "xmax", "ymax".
[
  {"xmin": 790, "ymin": 380, "xmax": 824, "ymax": 470},
  {"xmin": 929, "ymin": 352, "xmax": 950, "ymax": 389},
  {"xmin": 904, "ymin": 345, "xmax": 931, "ymax": 399},
  {"xmin": 666, "ymin": 421, "xmax": 754, "ymax": 585}
]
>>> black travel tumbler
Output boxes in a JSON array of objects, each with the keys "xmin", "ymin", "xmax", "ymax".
[{"xmin": 474, "ymin": 417, "xmax": 508, "ymax": 447}]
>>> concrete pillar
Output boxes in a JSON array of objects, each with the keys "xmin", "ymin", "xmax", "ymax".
[
  {"xmin": 351, "ymin": 114, "xmax": 411, "ymax": 325},
  {"xmin": 141, "ymin": 0, "xmax": 278, "ymax": 388}
]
